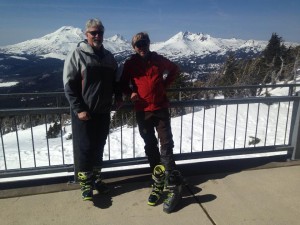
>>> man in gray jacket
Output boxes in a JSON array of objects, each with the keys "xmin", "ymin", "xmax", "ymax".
[{"xmin": 63, "ymin": 18, "xmax": 122, "ymax": 201}]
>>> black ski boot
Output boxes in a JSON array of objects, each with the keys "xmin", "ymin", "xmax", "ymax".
[
  {"xmin": 93, "ymin": 169, "xmax": 110, "ymax": 194},
  {"xmin": 163, "ymin": 170, "xmax": 183, "ymax": 213},
  {"xmin": 148, "ymin": 164, "xmax": 166, "ymax": 206},
  {"xmin": 78, "ymin": 171, "xmax": 93, "ymax": 201}
]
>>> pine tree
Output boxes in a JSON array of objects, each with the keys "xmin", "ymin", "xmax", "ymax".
[
  {"xmin": 46, "ymin": 121, "xmax": 61, "ymax": 138},
  {"xmin": 221, "ymin": 53, "xmax": 239, "ymax": 86},
  {"xmin": 219, "ymin": 53, "xmax": 239, "ymax": 97},
  {"xmin": 263, "ymin": 33, "xmax": 286, "ymax": 72}
]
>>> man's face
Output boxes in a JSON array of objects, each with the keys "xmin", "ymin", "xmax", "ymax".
[
  {"xmin": 134, "ymin": 39, "xmax": 150, "ymax": 58},
  {"xmin": 86, "ymin": 26, "xmax": 104, "ymax": 49}
]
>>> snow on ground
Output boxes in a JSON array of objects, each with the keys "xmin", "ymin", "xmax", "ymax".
[{"xmin": 0, "ymin": 81, "xmax": 19, "ymax": 87}]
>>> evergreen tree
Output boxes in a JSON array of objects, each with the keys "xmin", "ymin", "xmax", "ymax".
[
  {"xmin": 46, "ymin": 121, "xmax": 61, "ymax": 138},
  {"xmin": 221, "ymin": 53, "xmax": 239, "ymax": 86},
  {"xmin": 167, "ymin": 72, "xmax": 192, "ymax": 101},
  {"xmin": 219, "ymin": 53, "xmax": 239, "ymax": 97},
  {"xmin": 263, "ymin": 33, "xmax": 286, "ymax": 72}
]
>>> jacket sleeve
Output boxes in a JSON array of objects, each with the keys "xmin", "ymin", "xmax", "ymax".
[
  {"xmin": 113, "ymin": 63, "xmax": 123, "ymax": 102},
  {"xmin": 161, "ymin": 56, "xmax": 180, "ymax": 88},
  {"xmin": 63, "ymin": 49, "xmax": 87, "ymax": 114},
  {"xmin": 120, "ymin": 60, "xmax": 137, "ymax": 95}
]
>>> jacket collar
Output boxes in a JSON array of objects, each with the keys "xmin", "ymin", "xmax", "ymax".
[
  {"xmin": 78, "ymin": 40, "xmax": 105, "ymax": 56},
  {"xmin": 132, "ymin": 51, "xmax": 157, "ymax": 61}
]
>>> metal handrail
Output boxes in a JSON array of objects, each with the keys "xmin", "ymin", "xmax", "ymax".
[{"xmin": 0, "ymin": 85, "xmax": 300, "ymax": 181}]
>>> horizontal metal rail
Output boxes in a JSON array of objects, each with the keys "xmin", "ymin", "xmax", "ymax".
[{"xmin": 0, "ymin": 86, "xmax": 300, "ymax": 180}]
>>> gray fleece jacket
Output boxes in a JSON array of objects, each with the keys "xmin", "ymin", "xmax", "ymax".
[{"xmin": 63, "ymin": 40, "xmax": 121, "ymax": 114}]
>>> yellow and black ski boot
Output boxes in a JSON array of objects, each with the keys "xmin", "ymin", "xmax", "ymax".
[
  {"xmin": 78, "ymin": 171, "xmax": 93, "ymax": 201},
  {"xmin": 93, "ymin": 169, "xmax": 110, "ymax": 194},
  {"xmin": 148, "ymin": 165, "xmax": 166, "ymax": 206},
  {"xmin": 163, "ymin": 170, "xmax": 183, "ymax": 213}
]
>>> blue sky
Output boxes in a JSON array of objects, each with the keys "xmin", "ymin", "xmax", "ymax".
[{"xmin": 0, "ymin": 0, "xmax": 299, "ymax": 46}]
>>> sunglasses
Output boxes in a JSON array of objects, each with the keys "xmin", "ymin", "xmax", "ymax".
[
  {"xmin": 88, "ymin": 30, "xmax": 104, "ymax": 36},
  {"xmin": 135, "ymin": 40, "xmax": 149, "ymax": 48}
]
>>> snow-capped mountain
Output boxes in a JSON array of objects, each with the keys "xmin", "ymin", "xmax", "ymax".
[
  {"xmin": 151, "ymin": 31, "xmax": 267, "ymax": 60},
  {"xmin": 1, "ymin": 26, "xmax": 297, "ymax": 93},
  {"xmin": 104, "ymin": 34, "xmax": 131, "ymax": 54},
  {"xmin": 0, "ymin": 26, "xmax": 84, "ymax": 60},
  {"xmin": 0, "ymin": 26, "xmax": 131, "ymax": 60},
  {"xmin": 0, "ymin": 27, "xmax": 268, "ymax": 61}
]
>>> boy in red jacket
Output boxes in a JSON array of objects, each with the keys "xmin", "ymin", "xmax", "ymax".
[{"xmin": 121, "ymin": 32, "xmax": 183, "ymax": 213}]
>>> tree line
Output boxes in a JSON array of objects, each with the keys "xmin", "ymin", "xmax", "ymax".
[{"xmin": 202, "ymin": 33, "xmax": 300, "ymax": 97}]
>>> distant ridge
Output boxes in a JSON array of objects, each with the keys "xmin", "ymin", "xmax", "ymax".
[{"xmin": 0, "ymin": 26, "xmax": 274, "ymax": 61}]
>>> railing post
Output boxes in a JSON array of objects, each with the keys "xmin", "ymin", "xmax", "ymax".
[
  {"xmin": 290, "ymin": 92, "xmax": 300, "ymax": 160},
  {"xmin": 71, "ymin": 109, "xmax": 79, "ymax": 182}
]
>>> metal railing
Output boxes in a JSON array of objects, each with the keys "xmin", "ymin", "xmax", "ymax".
[{"xmin": 1, "ymin": 84, "xmax": 300, "ymax": 180}]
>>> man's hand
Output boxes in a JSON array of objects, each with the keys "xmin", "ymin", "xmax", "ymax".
[
  {"xmin": 130, "ymin": 92, "xmax": 139, "ymax": 102},
  {"xmin": 77, "ymin": 111, "xmax": 91, "ymax": 121}
]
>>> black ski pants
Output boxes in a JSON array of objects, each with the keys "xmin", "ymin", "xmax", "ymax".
[
  {"xmin": 73, "ymin": 112, "xmax": 110, "ymax": 172},
  {"xmin": 136, "ymin": 108, "xmax": 176, "ymax": 172}
]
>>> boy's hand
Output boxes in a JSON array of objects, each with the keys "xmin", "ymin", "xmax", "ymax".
[{"xmin": 130, "ymin": 92, "xmax": 140, "ymax": 102}]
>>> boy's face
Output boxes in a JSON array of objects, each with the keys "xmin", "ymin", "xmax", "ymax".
[{"xmin": 134, "ymin": 40, "xmax": 150, "ymax": 58}]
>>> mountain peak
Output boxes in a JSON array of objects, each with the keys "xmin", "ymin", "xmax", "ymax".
[
  {"xmin": 55, "ymin": 26, "xmax": 78, "ymax": 32},
  {"xmin": 169, "ymin": 31, "xmax": 211, "ymax": 42},
  {"xmin": 43, "ymin": 26, "xmax": 84, "ymax": 40},
  {"xmin": 106, "ymin": 34, "xmax": 127, "ymax": 43}
]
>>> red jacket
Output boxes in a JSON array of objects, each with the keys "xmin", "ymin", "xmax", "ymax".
[{"xmin": 121, "ymin": 52, "xmax": 180, "ymax": 111}]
